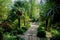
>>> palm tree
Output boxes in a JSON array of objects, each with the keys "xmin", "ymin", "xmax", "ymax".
[{"xmin": 39, "ymin": 0, "xmax": 60, "ymax": 31}]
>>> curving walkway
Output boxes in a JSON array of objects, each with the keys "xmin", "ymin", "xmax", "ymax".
[
  {"xmin": 20, "ymin": 22, "xmax": 40, "ymax": 40},
  {"xmin": 19, "ymin": 22, "xmax": 40, "ymax": 40},
  {"xmin": 24, "ymin": 22, "xmax": 39, "ymax": 36}
]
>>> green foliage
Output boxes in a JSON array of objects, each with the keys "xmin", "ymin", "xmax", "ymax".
[
  {"xmin": 37, "ymin": 31, "xmax": 46, "ymax": 38},
  {"xmin": 0, "ymin": 1, "xmax": 31, "ymax": 40},
  {"xmin": 17, "ymin": 28, "xmax": 26, "ymax": 34},
  {"xmin": 39, "ymin": 0, "xmax": 60, "ymax": 32},
  {"xmin": 1, "ymin": 0, "xmax": 60, "ymax": 40},
  {"xmin": 50, "ymin": 34, "xmax": 60, "ymax": 40},
  {"xmin": 17, "ymin": 22, "xmax": 30, "ymax": 34},
  {"xmin": 0, "ymin": 28, "xmax": 3, "ymax": 32},
  {"xmin": 3, "ymin": 34, "xmax": 15, "ymax": 40},
  {"xmin": 50, "ymin": 28, "xmax": 59, "ymax": 36},
  {"xmin": 37, "ymin": 23, "xmax": 46, "ymax": 38},
  {"xmin": 38, "ymin": 24, "xmax": 45, "ymax": 31},
  {"xmin": 25, "ymin": 22, "xmax": 30, "ymax": 29},
  {"xmin": 0, "ymin": 0, "xmax": 11, "ymax": 20},
  {"xmin": 3, "ymin": 33, "xmax": 25, "ymax": 40},
  {"xmin": 29, "ymin": 0, "xmax": 39, "ymax": 19}
]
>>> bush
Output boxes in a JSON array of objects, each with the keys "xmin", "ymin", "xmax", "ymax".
[
  {"xmin": 17, "ymin": 22, "xmax": 30, "ymax": 34},
  {"xmin": 37, "ymin": 24, "xmax": 46, "ymax": 38},
  {"xmin": 25, "ymin": 22, "xmax": 30, "ymax": 29},
  {"xmin": 50, "ymin": 28, "xmax": 59, "ymax": 36},
  {"xmin": 3, "ymin": 33, "xmax": 15, "ymax": 40},
  {"xmin": 22, "ymin": 27, "xmax": 27, "ymax": 31},
  {"xmin": 3, "ymin": 33, "xmax": 25, "ymax": 40},
  {"xmin": 17, "ymin": 28, "xmax": 26, "ymax": 34},
  {"xmin": 0, "ymin": 27, "xmax": 3, "ymax": 32},
  {"xmin": 0, "ymin": 32, "xmax": 3, "ymax": 40},
  {"xmin": 37, "ymin": 31, "xmax": 46, "ymax": 38},
  {"xmin": 50, "ymin": 34, "xmax": 60, "ymax": 40}
]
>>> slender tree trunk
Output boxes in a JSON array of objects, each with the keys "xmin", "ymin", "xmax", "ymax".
[
  {"xmin": 46, "ymin": 19, "xmax": 48, "ymax": 31},
  {"xmin": 24, "ymin": 18, "xmax": 25, "ymax": 26},
  {"xmin": 46, "ymin": 19, "xmax": 51, "ymax": 31},
  {"xmin": 0, "ymin": 32, "xmax": 3, "ymax": 40},
  {"xmin": 18, "ymin": 16, "xmax": 20, "ymax": 28}
]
